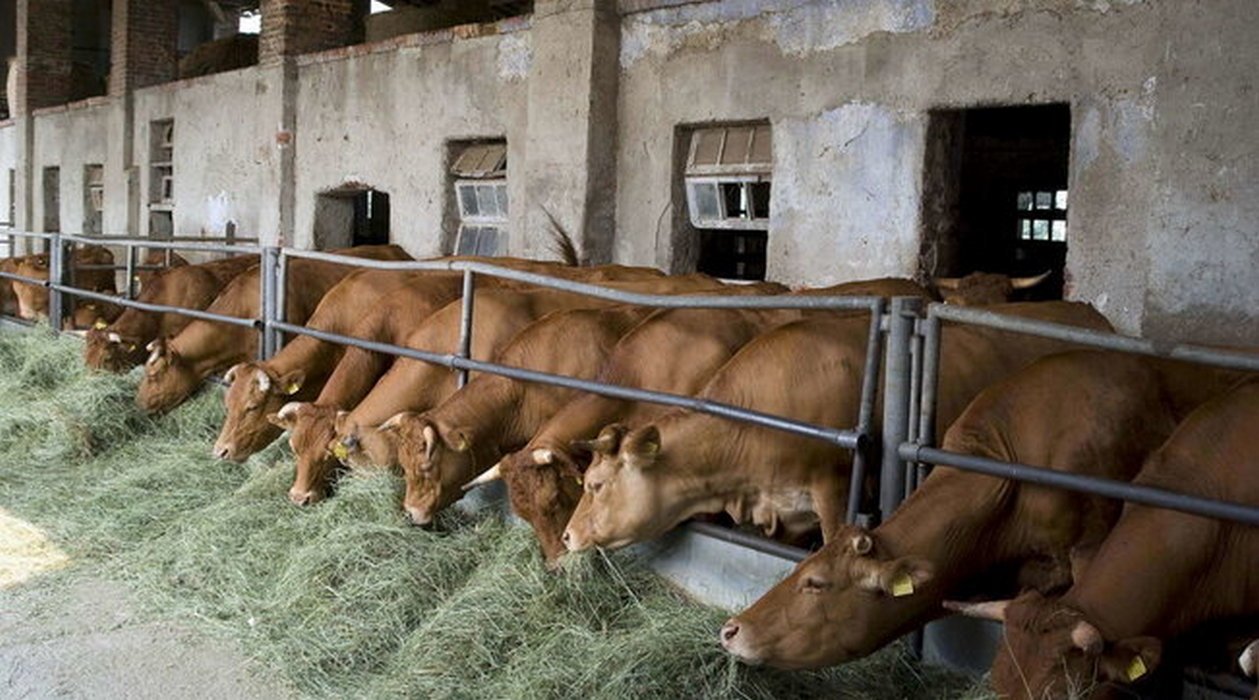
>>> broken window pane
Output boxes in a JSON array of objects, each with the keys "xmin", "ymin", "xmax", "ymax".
[
  {"xmin": 1051, "ymin": 220, "xmax": 1067, "ymax": 242},
  {"xmin": 749, "ymin": 181, "xmax": 771, "ymax": 219},
  {"xmin": 1017, "ymin": 192, "xmax": 1033, "ymax": 211}
]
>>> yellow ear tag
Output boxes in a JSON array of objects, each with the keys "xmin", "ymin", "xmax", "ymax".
[
  {"xmin": 332, "ymin": 443, "xmax": 349, "ymax": 460},
  {"xmin": 891, "ymin": 573, "xmax": 915, "ymax": 598},
  {"xmin": 286, "ymin": 383, "xmax": 300, "ymax": 395},
  {"xmin": 93, "ymin": 320, "xmax": 108, "ymax": 330},
  {"xmin": 128, "ymin": 344, "xmax": 137, "ymax": 352},
  {"xmin": 1125, "ymin": 656, "xmax": 1147, "ymax": 682}
]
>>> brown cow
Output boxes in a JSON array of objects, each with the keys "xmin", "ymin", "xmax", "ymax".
[
  {"xmin": 13, "ymin": 245, "xmax": 118, "ymax": 320},
  {"xmin": 932, "ymin": 271, "xmax": 1052, "ymax": 306},
  {"xmin": 84, "ymin": 255, "xmax": 257, "ymax": 372},
  {"xmin": 1242, "ymin": 640, "xmax": 1259, "ymax": 700},
  {"xmin": 949, "ymin": 378, "xmax": 1259, "ymax": 699},
  {"xmin": 211, "ymin": 256, "xmax": 595, "ymax": 461},
  {"xmin": 562, "ymin": 302, "xmax": 1112, "ymax": 555},
  {"xmin": 132, "ymin": 249, "xmax": 190, "ymax": 292},
  {"xmin": 381, "ymin": 305, "xmax": 655, "ymax": 527},
  {"xmin": 274, "ymin": 274, "xmax": 737, "ymax": 507},
  {"xmin": 483, "ymin": 278, "xmax": 929, "ymax": 563},
  {"xmin": 137, "ymin": 245, "xmax": 410, "ymax": 414},
  {"xmin": 719, "ymin": 350, "xmax": 1247, "ymax": 670}
]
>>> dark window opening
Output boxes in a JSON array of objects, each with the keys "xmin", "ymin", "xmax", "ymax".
[
  {"xmin": 42, "ymin": 167, "xmax": 60, "ymax": 234},
  {"xmin": 313, "ymin": 186, "xmax": 391, "ymax": 250},
  {"xmin": 920, "ymin": 104, "xmax": 1071, "ymax": 301},
  {"xmin": 70, "ymin": 0, "xmax": 111, "ymax": 101},
  {"xmin": 352, "ymin": 189, "xmax": 391, "ymax": 246},
  {"xmin": 697, "ymin": 230, "xmax": 767, "ymax": 281}
]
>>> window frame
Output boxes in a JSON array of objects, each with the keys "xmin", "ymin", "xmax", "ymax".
[{"xmin": 685, "ymin": 174, "xmax": 772, "ymax": 231}]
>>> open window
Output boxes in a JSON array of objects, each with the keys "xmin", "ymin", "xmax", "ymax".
[
  {"xmin": 450, "ymin": 141, "xmax": 507, "ymax": 257},
  {"xmin": 682, "ymin": 124, "xmax": 772, "ymax": 281},
  {"xmin": 313, "ymin": 185, "xmax": 391, "ymax": 250}
]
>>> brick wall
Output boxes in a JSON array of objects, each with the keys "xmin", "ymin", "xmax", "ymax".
[
  {"xmin": 109, "ymin": 0, "xmax": 178, "ymax": 96},
  {"xmin": 14, "ymin": 0, "xmax": 73, "ymax": 114},
  {"xmin": 260, "ymin": 0, "xmax": 368, "ymax": 64}
]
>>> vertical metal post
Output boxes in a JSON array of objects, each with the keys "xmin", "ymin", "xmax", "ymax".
[
  {"xmin": 846, "ymin": 298, "xmax": 886, "ymax": 524},
  {"xmin": 124, "ymin": 245, "xmax": 137, "ymax": 300},
  {"xmin": 47, "ymin": 235, "xmax": 65, "ymax": 334},
  {"xmin": 904, "ymin": 321, "xmax": 924, "ymax": 500},
  {"xmin": 916, "ymin": 312, "xmax": 942, "ymax": 487},
  {"xmin": 878, "ymin": 296, "xmax": 921, "ymax": 523},
  {"xmin": 456, "ymin": 269, "xmax": 476, "ymax": 388},
  {"xmin": 259, "ymin": 246, "xmax": 281, "ymax": 359}
]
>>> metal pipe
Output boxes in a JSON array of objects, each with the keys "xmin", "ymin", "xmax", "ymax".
[
  {"xmin": 283, "ymin": 248, "xmax": 880, "ymax": 312},
  {"xmin": 929, "ymin": 303, "xmax": 1259, "ymax": 372},
  {"xmin": 259, "ymin": 247, "xmax": 281, "ymax": 359},
  {"xmin": 685, "ymin": 521, "xmax": 809, "ymax": 563},
  {"xmin": 903, "ymin": 444, "xmax": 1259, "ymax": 528},
  {"xmin": 274, "ymin": 249, "xmax": 288, "ymax": 354},
  {"xmin": 916, "ymin": 314, "xmax": 941, "ymax": 487},
  {"xmin": 58, "ymin": 232, "xmax": 261, "ymax": 255},
  {"xmin": 847, "ymin": 297, "xmax": 886, "ymax": 524},
  {"xmin": 48, "ymin": 284, "xmax": 258, "ymax": 328},
  {"xmin": 456, "ymin": 269, "xmax": 475, "ymax": 388},
  {"xmin": 269, "ymin": 320, "xmax": 865, "ymax": 451},
  {"xmin": 47, "ymin": 236, "xmax": 64, "ymax": 334},
  {"xmin": 905, "ymin": 322, "xmax": 923, "ymax": 499},
  {"xmin": 123, "ymin": 245, "xmax": 137, "ymax": 300},
  {"xmin": 879, "ymin": 297, "xmax": 921, "ymax": 522}
]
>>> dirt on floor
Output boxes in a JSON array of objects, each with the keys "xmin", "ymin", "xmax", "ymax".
[{"xmin": 0, "ymin": 576, "xmax": 292, "ymax": 699}]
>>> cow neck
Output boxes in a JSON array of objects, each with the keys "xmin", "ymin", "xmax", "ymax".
[
  {"xmin": 267, "ymin": 333, "xmax": 340, "ymax": 386},
  {"xmin": 172, "ymin": 320, "xmax": 250, "ymax": 377},
  {"xmin": 654, "ymin": 411, "xmax": 753, "ymax": 517},
  {"xmin": 110, "ymin": 306, "xmax": 159, "ymax": 343},
  {"xmin": 432, "ymin": 374, "xmax": 521, "ymax": 454},
  {"xmin": 877, "ymin": 468, "xmax": 1015, "ymax": 591}
]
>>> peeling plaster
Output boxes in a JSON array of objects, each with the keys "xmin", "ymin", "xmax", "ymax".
[
  {"xmin": 497, "ymin": 32, "xmax": 532, "ymax": 82},
  {"xmin": 621, "ymin": 0, "xmax": 935, "ymax": 67}
]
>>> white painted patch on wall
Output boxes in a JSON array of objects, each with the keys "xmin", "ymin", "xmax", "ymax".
[
  {"xmin": 768, "ymin": 102, "xmax": 925, "ymax": 285},
  {"xmin": 204, "ymin": 191, "xmax": 234, "ymax": 236},
  {"xmin": 621, "ymin": 0, "xmax": 935, "ymax": 67},
  {"xmin": 497, "ymin": 33, "xmax": 532, "ymax": 82}
]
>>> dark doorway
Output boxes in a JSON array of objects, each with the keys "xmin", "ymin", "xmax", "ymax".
[
  {"xmin": 920, "ymin": 104, "xmax": 1071, "ymax": 300},
  {"xmin": 313, "ymin": 187, "xmax": 390, "ymax": 250}
]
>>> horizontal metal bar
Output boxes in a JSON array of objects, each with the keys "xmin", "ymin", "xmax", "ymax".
[
  {"xmin": 684, "ymin": 521, "xmax": 809, "ymax": 562},
  {"xmin": 62, "ymin": 235, "xmax": 259, "ymax": 245},
  {"xmin": 283, "ymin": 249, "xmax": 881, "ymax": 311},
  {"xmin": 59, "ymin": 233, "xmax": 262, "ymax": 255},
  {"xmin": 0, "ymin": 230, "xmax": 56, "ymax": 240},
  {"xmin": 51, "ymin": 285, "xmax": 260, "ymax": 329},
  {"xmin": 270, "ymin": 320, "xmax": 865, "ymax": 451},
  {"xmin": 928, "ymin": 303, "xmax": 1259, "ymax": 372},
  {"xmin": 903, "ymin": 444, "xmax": 1259, "ymax": 528},
  {"xmin": 74, "ymin": 264, "xmax": 169, "ymax": 271},
  {"xmin": 0, "ymin": 269, "xmax": 53, "ymax": 286}
]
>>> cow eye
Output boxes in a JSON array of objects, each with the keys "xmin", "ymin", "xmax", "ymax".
[{"xmin": 801, "ymin": 576, "xmax": 831, "ymax": 593}]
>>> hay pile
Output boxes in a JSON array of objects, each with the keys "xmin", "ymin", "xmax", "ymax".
[{"xmin": 0, "ymin": 329, "xmax": 987, "ymax": 698}]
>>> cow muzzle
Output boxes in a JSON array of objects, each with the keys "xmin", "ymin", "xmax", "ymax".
[
  {"xmin": 288, "ymin": 488, "xmax": 320, "ymax": 507},
  {"xmin": 405, "ymin": 506, "xmax": 433, "ymax": 528},
  {"xmin": 719, "ymin": 621, "xmax": 760, "ymax": 663}
]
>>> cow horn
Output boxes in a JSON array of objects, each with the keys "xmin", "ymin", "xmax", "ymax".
[
  {"xmin": 462, "ymin": 462, "xmax": 502, "ymax": 491},
  {"xmin": 1011, "ymin": 270, "xmax": 1052, "ymax": 290},
  {"xmin": 531, "ymin": 448, "xmax": 555, "ymax": 466},
  {"xmin": 932, "ymin": 276, "xmax": 962, "ymax": 290},
  {"xmin": 107, "ymin": 332, "xmax": 122, "ymax": 344},
  {"xmin": 943, "ymin": 599, "xmax": 1010, "ymax": 622},
  {"xmin": 254, "ymin": 369, "xmax": 271, "ymax": 393},
  {"xmin": 1070, "ymin": 620, "xmax": 1103, "ymax": 654},
  {"xmin": 422, "ymin": 424, "xmax": 438, "ymax": 461},
  {"xmin": 223, "ymin": 363, "xmax": 243, "ymax": 384},
  {"xmin": 1240, "ymin": 640, "xmax": 1258, "ymax": 677},
  {"xmin": 276, "ymin": 402, "xmax": 303, "ymax": 422}
]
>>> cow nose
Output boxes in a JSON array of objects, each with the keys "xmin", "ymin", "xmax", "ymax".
[
  {"xmin": 561, "ymin": 529, "xmax": 574, "ymax": 550},
  {"xmin": 288, "ymin": 490, "xmax": 312, "ymax": 507},
  {"xmin": 406, "ymin": 508, "xmax": 431, "ymax": 528},
  {"xmin": 213, "ymin": 443, "xmax": 231, "ymax": 460},
  {"xmin": 720, "ymin": 622, "xmax": 740, "ymax": 646}
]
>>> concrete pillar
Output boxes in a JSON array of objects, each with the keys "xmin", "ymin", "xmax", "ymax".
[
  {"xmin": 521, "ymin": 0, "xmax": 620, "ymax": 263},
  {"xmin": 258, "ymin": 0, "xmax": 367, "ymax": 65},
  {"xmin": 108, "ymin": 0, "xmax": 177, "ymax": 96}
]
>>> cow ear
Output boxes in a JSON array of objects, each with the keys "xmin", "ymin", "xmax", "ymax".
[
  {"xmin": 440, "ymin": 425, "xmax": 471, "ymax": 453},
  {"xmin": 1099, "ymin": 636, "xmax": 1162, "ymax": 684},
  {"xmin": 853, "ymin": 555, "xmax": 934, "ymax": 598},
  {"xmin": 332, "ymin": 410, "xmax": 350, "ymax": 434},
  {"xmin": 378, "ymin": 412, "xmax": 410, "ymax": 434},
  {"xmin": 278, "ymin": 369, "xmax": 305, "ymax": 396},
  {"xmin": 571, "ymin": 423, "xmax": 626, "ymax": 455},
  {"xmin": 623, "ymin": 425, "xmax": 661, "ymax": 469}
]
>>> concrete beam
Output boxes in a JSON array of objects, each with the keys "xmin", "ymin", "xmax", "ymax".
[{"xmin": 521, "ymin": 0, "xmax": 620, "ymax": 263}]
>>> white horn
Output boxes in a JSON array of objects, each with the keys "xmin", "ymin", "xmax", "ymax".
[
  {"xmin": 1239, "ymin": 640, "xmax": 1258, "ymax": 677},
  {"xmin": 1010, "ymin": 270, "xmax": 1052, "ymax": 290},
  {"xmin": 943, "ymin": 599, "xmax": 1010, "ymax": 622},
  {"xmin": 531, "ymin": 448, "xmax": 555, "ymax": 465},
  {"xmin": 462, "ymin": 462, "xmax": 502, "ymax": 491},
  {"xmin": 254, "ymin": 369, "xmax": 271, "ymax": 393},
  {"xmin": 277, "ymin": 402, "xmax": 303, "ymax": 422},
  {"xmin": 223, "ymin": 363, "xmax": 243, "ymax": 384},
  {"xmin": 107, "ymin": 332, "xmax": 122, "ymax": 344}
]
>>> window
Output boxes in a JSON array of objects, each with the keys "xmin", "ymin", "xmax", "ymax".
[
  {"xmin": 150, "ymin": 120, "xmax": 174, "ymax": 206},
  {"xmin": 84, "ymin": 164, "xmax": 104, "ymax": 236},
  {"xmin": 42, "ymin": 167, "xmax": 60, "ymax": 233},
  {"xmin": 683, "ymin": 124, "xmax": 772, "ymax": 280},
  {"xmin": 451, "ymin": 141, "xmax": 507, "ymax": 256},
  {"xmin": 1016, "ymin": 189, "xmax": 1067, "ymax": 243}
]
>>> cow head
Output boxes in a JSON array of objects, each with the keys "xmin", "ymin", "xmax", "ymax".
[
  {"xmin": 214, "ymin": 363, "xmax": 305, "ymax": 461},
  {"xmin": 380, "ymin": 412, "xmax": 478, "ymax": 526},
  {"xmin": 83, "ymin": 328, "xmax": 146, "ymax": 373},
  {"xmin": 950, "ymin": 592, "xmax": 1162, "ymax": 699},
  {"xmin": 562, "ymin": 423, "xmax": 689, "ymax": 553},
  {"xmin": 482, "ymin": 442, "xmax": 586, "ymax": 566},
  {"xmin": 330, "ymin": 413, "xmax": 397, "ymax": 471},
  {"xmin": 266, "ymin": 402, "xmax": 342, "ymax": 506},
  {"xmin": 720, "ymin": 526, "xmax": 934, "ymax": 668},
  {"xmin": 136, "ymin": 338, "xmax": 200, "ymax": 414},
  {"xmin": 12, "ymin": 255, "xmax": 50, "ymax": 319},
  {"xmin": 933, "ymin": 271, "xmax": 1051, "ymax": 306}
]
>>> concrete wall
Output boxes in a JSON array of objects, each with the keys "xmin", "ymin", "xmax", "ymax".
[
  {"xmin": 614, "ymin": 0, "xmax": 1259, "ymax": 342},
  {"xmin": 130, "ymin": 65, "xmax": 285, "ymax": 239},
  {"xmin": 31, "ymin": 101, "xmax": 109, "ymax": 234},
  {"xmin": 292, "ymin": 26, "xmax": 530, "ymax": 256}
]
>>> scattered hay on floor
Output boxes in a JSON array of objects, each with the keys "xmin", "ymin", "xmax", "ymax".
[{"xmin": 0, "ymin": 329, "xmax": 988, "ymax": 698}]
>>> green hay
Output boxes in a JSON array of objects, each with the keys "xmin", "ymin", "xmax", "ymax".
[{"xmin": 0, "ymin": 329, "xmax": 990, "ymax": 698}]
